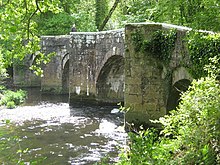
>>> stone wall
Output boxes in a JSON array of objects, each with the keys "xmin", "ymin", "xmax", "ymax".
[
  {"xmin": 13, "ymin": 54, "xmax": 41, "ymax": 87},
  {"xmin": 124, "ymin": 23, "xmax": 192, "ymax": 127},
  {"xmin": 69, "ymin": 29, "xmax": 124, "ymax": 104},
  {"xmin": 68, "ymin": 32, "xmax": 97, "ymax": 102},
  {"xmin": 41, "ymin": 35, "xmax": 71, "ymax": 93}
]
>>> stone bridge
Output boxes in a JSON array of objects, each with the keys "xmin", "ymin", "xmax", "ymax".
[
  {"xmin": 14, "ymin": 23, "xmax": 195, "ymax": 126},
  {"xmin": 40, "ymin": 29, "xmax": 125, "ymax": 104}
]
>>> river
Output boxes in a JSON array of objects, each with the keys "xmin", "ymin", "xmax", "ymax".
[{"xmin": 0, "ymin": 88, "xmax": 127, "ymax": 164}]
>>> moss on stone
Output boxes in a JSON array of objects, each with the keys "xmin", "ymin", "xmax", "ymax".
[{"xmin": 131, "ymin": 28, "xmax": 177, "ymax": 64}]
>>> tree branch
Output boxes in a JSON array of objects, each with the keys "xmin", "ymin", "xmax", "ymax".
[
  {"xmin": 98, "ymin": 0, "xmax": 120, "ymax": 31},
  {"xmin": 21, "ymin": 0, "xmax": 28, "ymax": 22},
  {"xmin": 35, "ymin": 0, "xmax": 42, "ymax": 13},
  {"xmin": 26, "ymin": 9, "xmax": 38, "ymax": 40}
]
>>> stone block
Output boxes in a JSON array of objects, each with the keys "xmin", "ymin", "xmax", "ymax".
[
  {"xmin": 125, "ymin": 94, "xmax": 142, "ymax": 104},
  {"xmin": 143, "ymin": 103, "xmax": 157, "ymax": 111}
]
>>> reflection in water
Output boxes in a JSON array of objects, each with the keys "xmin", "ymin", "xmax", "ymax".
[{"xmin": 0, "ymin": 88, "xmax": 127, "ymax": 164}]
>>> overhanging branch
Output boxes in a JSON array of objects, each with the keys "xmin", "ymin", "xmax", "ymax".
[{"xmin": 98, "ymin": 0, "xmax": 120, "ymax": 31}]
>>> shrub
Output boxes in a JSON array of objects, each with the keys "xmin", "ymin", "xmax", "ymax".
[
  {"xmin": 0, "ymin": 89, "xmax": 26, "ymax": 108},
  {"xmin": 6, "ymin": 101, "xmax": 15, "ymax": 109},
  {"xmin": 117, "ymin": 73, "xmax": 220, "ymax": 164},
  {"xmin": 160, "ymin": 76, "xmax": 220, "ymax": 164}
]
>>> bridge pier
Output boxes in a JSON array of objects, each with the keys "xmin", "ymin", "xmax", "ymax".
[
  {"xmin": 68, "ymin": 30, "xmax": 125, "ymax": 105},
  {"xmin": 41, "ymin": 36, "xmax": 71, "ymax": 94},
  {"xmin": 68, "ymin": 32, "xmax": 97, "ymax": 104},
  {"xmin": 124, "ymin": 23, "xmax": 192, "ymax": 128}
]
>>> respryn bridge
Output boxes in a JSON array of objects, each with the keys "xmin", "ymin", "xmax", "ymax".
[{"xmin": 14, "ymin": 23, "xmax": 194, "ymax": 126}]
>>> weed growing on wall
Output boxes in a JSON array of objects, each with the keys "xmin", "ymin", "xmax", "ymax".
[
  {"xmin": 131, "ymin": 29, "xmax": 177, "ymax": 63},
  {"xmin": 142, "ymin": 29, "xmax": 177, "ymax": 63}
]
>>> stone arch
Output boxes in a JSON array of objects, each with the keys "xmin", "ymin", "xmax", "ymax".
[
  {"xmin": 62, "ymin": 59, "xmax": 69, "ymax": 94},
  {"xmin": 61, "ymin": 53, "xmax": 69, "ymax": 70},
  {"xmin": 29, "ymin": 53, "xmax": 39, "ymax": 67},
  {"xmin": 62, "ymin": 54, "xmax": 70, "ymax": 94},
  {"xmin": 167, "ymin": 67, "xmax": 192, "ymax": 112},
  {"xmin": 29, "ymin": 53, "xmax": 45, "ymax": 71},
  {"xmin": 172, "ymin": 67, "xmax": 192, "ymax": 86},
  {"xmin": 96, "ymin": 55, "xmax": 124, "ymax": 103},
  {"xmin": 96, "ymin": 47, "xmax": 124, "ymax": 82}
]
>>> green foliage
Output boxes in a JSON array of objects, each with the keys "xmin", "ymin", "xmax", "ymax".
[
  {"xmin": 112, "ymin": 0, "xmax": 220, "ymax": 32},
  {"xmin": 118, "ymin": 69, "xmax": 220, "ymax": 164},
  {"xmin": 204, "ymin": 56, "xmax": 220, "ymax": 79},
  {"xmin": 71, "ymin": 0, "xmax": 97, "ymax": 32},
  {"xmin": 95, "ymin": 0, "xmax": 108, "ymax": 30},
  {"xmin": 131, "ymin": 29, "xmax": 176, "ymax": 63},
  {"xmin": 31, "ymin": 0, "xmax": 97, "ymax": 33},
  {"xmin": 0, "ymin": 85, "xmax": 6, "ymax": 92},
  {"xmin": 160, "ymin": 76, "xmax": 220, "ymax": 164},
  {"xmin": 36, "ymin": 12, "xmax": 75, "ymax": 35},
  {"xmin": 187, "ymin": 32, "xmax": 220, "ymax": 78},
  {"xmin": 0, "ymin": 89, "xmax": 26, "ymax": 108},
  {"xmin": 29, "ymin": 51, "xmax": 56, "ymax": 77},
  {"xmin": 59, "ymin": 0, "xmax": 80, "ymax": 13},
  {"xmin": 126, "ymin": 129, "xmax": 160, "ymax": 164},
  {"xmin": 0, "ymin": 50, "xmax": 8, "ymax": 80},
  {"xmin": 0, "ymin": 0, "xmax": 62, "ymax": 76},
  {"xmin": 120, "ymin": 0, "xmax": 157, "ymax": 24},
  {"xmin": 0, "ymin": 0, "xmax": 98, "ymax": 77},
  {"xmin": 6, "ymin": 101, "xmax": 16, "ymax": 109},
  {"xmin": 117, "ymin": 128, "xmax": 174, "ymax": 165}
]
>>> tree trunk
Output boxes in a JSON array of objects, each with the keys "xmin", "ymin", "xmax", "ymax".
[{"xmin": 98, "ymin": 0, "xmax": 120, "ymax": 31}]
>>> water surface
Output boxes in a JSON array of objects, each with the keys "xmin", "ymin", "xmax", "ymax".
[{"xmin": 0, "ymin": 88, "xmax": 127, "ymax": 164}]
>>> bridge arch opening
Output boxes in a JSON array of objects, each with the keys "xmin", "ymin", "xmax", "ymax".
[
  {"xmin": 96, "ymin": 55, "xmax": 124, "ymax": 103},
  {"xmin": 167, "ymin": 79, "xmax": 191, "ymax": 112},
  {"xmin": 62, "ymin": 59, "xmax": 69, "ymax": 94}
]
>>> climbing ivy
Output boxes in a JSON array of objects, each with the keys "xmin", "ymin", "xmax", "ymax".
[
  {"xmin": 131, "ymin": 29, "xmax": 177, "ymax": 63},
  {"xmin": 131, "ymin": 29, "xmax": 143, "ymax": 52},
  {"xmin": 187, "ymin": 31, "xmax": 220, "ymax": 78}
]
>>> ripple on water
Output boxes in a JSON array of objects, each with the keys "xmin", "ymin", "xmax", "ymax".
[
  {"xmin": 0, "ymin": 103, "xmax": 71, "ymax": 123},
  {"xmin": 0, "ymin": 102, "xmax": 128, "ymax": 164}
]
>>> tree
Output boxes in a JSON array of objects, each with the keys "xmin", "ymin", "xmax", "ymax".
[
  {"xmin": 98, "ymin": 0, "xmax": 120, "ymax": 31},
  {"xmin": 95, "ymin": 0, "xmax": 108, "ymax": 30},
  {"xmin": 153, "ymin": 0, "xmax": 220, "ymax": 31},
  {"xmin": 110, "ymin": 0, "xmax": 220, "ymax": 32},
  {"xmin": 36, "ymin": 0, "xmax": 97, "ymax": 34},
  {"xmin": 0, "ymin": 0, "xmax": 62, "ymax": 76},
  {"xmin": 36, "ymin": 12, "xmax": 75, "ymax": 35},
  {"xmin": 70, "ymin": 0, "xmax": 97, "ymax": 32},
  {"xmin": 0, "ymin": 50, "xmax": 7, "ymax": 80}
]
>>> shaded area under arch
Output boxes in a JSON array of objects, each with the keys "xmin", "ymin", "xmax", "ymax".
[
  {"xmin": 96, "ymin": 55, "xmax": 124, "ymax": 103},
  {"xmin": 62, "ymin": 59, "xmax": 69, "ymax": 94},
  {"xmin": 167, "ymin": 79, "xmax": 191, "ymax": 112}
]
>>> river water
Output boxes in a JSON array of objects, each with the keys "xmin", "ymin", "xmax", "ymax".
[{"xmin": 0, "ymin": 88, "xmax": 127, "ymax": 164}]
